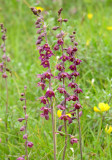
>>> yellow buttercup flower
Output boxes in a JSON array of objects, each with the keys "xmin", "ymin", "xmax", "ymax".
[
  {"xmin": 57, "ymin": 110, "xmax": 62, "ymax": 118},
  {"xmin": 87, "ymin": 13, "xmax": 93, "ymax": 20},
  {"xmin": 35, "ymin": 7, "xmax": 44, "ymax": 12},
  {"xmin": 57, "ymin": 110, "xmax": 71, "ymax": 118},
  {"xmin": 105, "ymin": 125, "xmax": 112, "ymax": 134},
  {"xmin": 107, "ymin": 26, "xmax": 112, "ymax": 31},
  {"xmin": 66, "ymin": 113, "xmax": 71, "ymax": 118},
  {"xmin": 94, "ymin": 103, "xmax": 110, "ymax": 113}
]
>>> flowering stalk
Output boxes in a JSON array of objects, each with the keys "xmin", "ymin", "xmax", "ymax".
[
  {"xmin": 17, "ymin": 86, "xmax": 33, "ymax": 160},
  {"xmin": 31, "ymin": 7, "xmax": 56, "ymax": 160},
  {"xmin": 53, "ymin": 8, "xmax": 83, "ymax": 159},
  {"xmin": 0, "ymin": 24, "xmax": 11, "ymax": 143}
]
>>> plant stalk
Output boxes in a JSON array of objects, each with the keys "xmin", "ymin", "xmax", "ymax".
[{"xmin": 77, "ymin": 110, "xmax": 83, "ymax": 160}]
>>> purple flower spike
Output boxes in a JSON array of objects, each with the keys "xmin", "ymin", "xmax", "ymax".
[
  {"xmin": 27, "ymin": 142, "xmax": 33, "ymax": 148},
  {"xmin": 70, "ymin": 137, "xmax": 78, "ymax": 145},
  {"xmin": 45, "ymin": 90, "xmax": 55, "ymax": 98},
  {"xmin": 74, "ymin": 88, "xmax": 83, "ymax": 94}
]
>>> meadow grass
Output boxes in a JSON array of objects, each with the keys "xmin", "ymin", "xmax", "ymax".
[{"xmin": 0, "ymin": 0, "xmax": 112, "ymax": 159}]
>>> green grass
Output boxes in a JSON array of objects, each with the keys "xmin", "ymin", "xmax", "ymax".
[{"xmin": 0, "ymin": 0, "xmax": 112, "ymax": 159}]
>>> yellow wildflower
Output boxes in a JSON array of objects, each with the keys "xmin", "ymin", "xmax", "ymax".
[
  {"xmin": 86, "ymin": 40, "xmax": 90, "ymax": 46},
  {"xmin": 57, "ymin": 110, "xmax": 72, "ymax": 118},
  {"xmin": 106, "ymin": 26, "xmax": 112, "ymax": 31},
  {"xmin": 57, "ymin": 110, "xmax": 62, "ymax": 118},
  {"xmin": 35, "ymin": 7, "xmax": 44, "ymax": 12},
  {"xmin": 105, "ymin": 125, "xmax": 112, "ymax": 134},
  {"xmin": 0, "ymin": 118, "xmax": 2, "ymax": 122},
  {"xmin": 66, "ymin": 113, "xmax": 71, "ymax": 118},
  {"xmin": 87, "ymin": 13, "xmax": 93, "ymax": 20},
  {"xmin": 93, "ymin": 103, "xmax": 110, "ymax": 113}
]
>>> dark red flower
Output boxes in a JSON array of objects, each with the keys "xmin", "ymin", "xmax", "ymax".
[
  {"xmin": 53, "ymin": 44, "xmax": 59, "ymax": 50},
  {"xmin": 74, "ymin": 88, "xmax": 83, "ymax": 94},
  {"xmin": 57, "ymin": 105, "xmax": 66, "ymax": 110},
  {"xmin": 39, "ymin": 54, "xmax": 46, "ymax": 61},
  {"xmin": 74, "ymin": 103, "xmax": 82, "ymax": 109},
  {"xmin": 58, "ymin": 72, "xmax": 69, "ymax": 80},
  {"xmin": 41, "ymin": 60, "xmax": 50, "ymax": 68},
  {"xmin": 37, "ymin": 82, "xmax": 46, "ymax": 90},
  {"xmin": 59, "ymin": 114, "xmax": 71, "ymax": 122},
  {"xmin": 70, "ymin": 137, "xmax": 78, "ymax": 145},
  {"xmin": 43, "ymin": 72, "xmax": 53, "ymax": 79},
  {"xmin": 40, "ymin": 107, "xmax": 51, "ymax": 120},
  {"xmin": 75, "ymin": 59, "xmax": 82, "ymax": 65},
  {"xmin": 27, "ymin": 142, "xmax": 33, "ymax": 148},
  {"xmin": 39, "ymin": 96, "xmax": 48, "ymax": 104},
  {"xmin": 57, "ymin": 87, "xmax": 67, "ymax": 94},
  {"xmin": 68, "ymin": 82, "xmax": 78, "ymax": 88},
  {"xmin": 66, "ymin": 95, "xmax": 78, "ymax": 101},
  {"xmin": 69, "ymin": 64, "xmax": 76, "ymax": 71},
  {"xmin": 57, "ymin": 38, "xmax": 63, "ymax": 45},
  {"xmin": 59, "ymin": 54, "xmax": 69, "ymax": 62},
  {"xmin": 46, "ymin": 49, "xmax": 54, "ymax": 58},
  {"xmin": 45, "ymin": 90, "xmax": 55, "ymax": 98},
  {"xmin": 43, "ymin": 43, "xmax": 50, "ymax": 51},
  {"xmin": 56, "ymin": 64, "xmax": 65, "ymax": 71},
  {"xmin": 71, "ymin": 71, "xmax": 79, "ymax": 77}
]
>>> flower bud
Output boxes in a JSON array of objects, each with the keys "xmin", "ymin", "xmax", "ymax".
[
  {"xmin": 2, "ymin": 72, "xmax": 8, "ymax": 78},
  {"xmin": 27, "ymin": 142, "xmax": 33, "ymax": 148},
  {"xmin": 23, "ymin": 134, "xmax": 28, "ymax": 139},
  {"xmin": 18, "ymin": 118, "xmax": 25, "ymax": 122},
  {"xmin": 25, "ymin": 114, "xmax": 28, "ymax": 120},
  {"xmin": 7, "ymin": 57, "xmax": 11, "ymax": 62},
  {"xmin": 20, "ymin": 126, "xmax": 25, "ymax": 131}
]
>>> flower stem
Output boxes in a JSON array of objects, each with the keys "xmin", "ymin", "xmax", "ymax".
[
  {"xmin": 24, "ymin": 92, "xmax": 28, "ymax": 160},
  {"xmin": 97, "ymin": 114, "xmax": 102, "ymax": 141},
  {"xmin": 5, "ymin": 78, "xmax": 8, "ymax": 142},
  {"xmin": 77, "ymin": 110, "xmax": 83, "ymax": 160},
  {"xmin": 62, "ymin": 121, "xmax": 67, "ymax": 160},
  {"xmin": 51, "ymin": 105, "xmax": 57, "ymax": 160}
]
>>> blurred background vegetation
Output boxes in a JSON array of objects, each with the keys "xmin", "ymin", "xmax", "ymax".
[{"xmin": 0, "ymin": 0, "xmax": 112, "ymax": 159}]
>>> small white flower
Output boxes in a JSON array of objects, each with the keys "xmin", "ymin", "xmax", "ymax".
[
  {"xmin": 92, "ymin": 78, "xmax": 95, "ymax": 84},
  {"xmin": 56, "ymin": 56, "xmax": 59, "ymax": 60}
]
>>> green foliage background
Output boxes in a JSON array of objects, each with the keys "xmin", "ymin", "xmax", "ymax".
[{"xmin": 0, "ymin": 0, "xmax": 112, "ymax": 159}]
